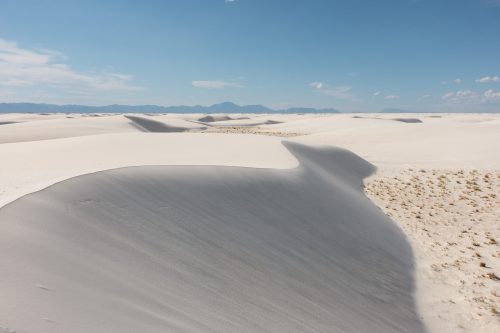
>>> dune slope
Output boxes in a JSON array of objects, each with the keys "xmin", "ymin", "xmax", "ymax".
[{"xmin": 0, "ymin": 142, "xmax": 426, "ymax": 333}]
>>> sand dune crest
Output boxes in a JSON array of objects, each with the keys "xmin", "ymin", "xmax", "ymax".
[{"xmin": 0, "ymin": 142, "xmax": 426, "ymax": 333}]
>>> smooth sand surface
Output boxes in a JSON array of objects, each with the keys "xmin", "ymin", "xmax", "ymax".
[
  {"xmin": 0, "ymin": 112, "xmax": 499, "ymax": 332},
  {"xmin": 0, "ymin": 114, "xmax": 136, "ymax": 144},
  {"xmin": 0, "ymin": 143, "xmax": 426, "ymax": 333},
  {"xmin": 126, "ymin": 115, "xmax": 207, "ymax": 132},
  {"xmin": 0, "ymin": 133, "xmax": 298, "ymax": 209},
  {"xmin": 285, "ymin": 114, "xmax": 500, "ymax": 169}
]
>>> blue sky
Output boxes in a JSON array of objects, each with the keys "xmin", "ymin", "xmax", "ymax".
[{"xmin": 0, "ymin": 0, "xmax": 499, "ymax": 112}]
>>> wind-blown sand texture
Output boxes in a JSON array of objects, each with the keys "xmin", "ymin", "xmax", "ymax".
[
  {"xmin": 0, "ymin": 112, "xmax": 499, "ymax": 332},
  {"xmin": 0, "ymin": 143, "xmax": 425, "ymax": 332}
]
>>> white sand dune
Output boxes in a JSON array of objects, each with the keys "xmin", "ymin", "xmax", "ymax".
[
  {"xmin": 200, "ymin": 118, "xmax": 282, "ymax": 127},
  {"xmin": 0, "ymin": 113, "xmax": 499, "ymax": 332},
  {"xmin": 351, "ymin": 116, "xmax": 423, "ymax": 123},
  {"xmin": 127, "ymin": 115, "xmax": 208, "ymax": 131},
  {"xmin": 0, "ymin": 142, "xmax": 426, "ymax": 333},
  {"xmin": 0, "ymin": 133, "xmax": 297, "ymax": 209},
  {"xmin": 0, "ymin": 113, "xmax": 69, "ymax": 123},
  {"xmin": 0, "ymin": 114, "xmax": 137, "ymax": 144},
  {"xmin": 390, "ymin": 118, "xmax": 423, "ymax": 123},
  {"xmin": 125, "ymin": 115, "xmax": 201, "ymax": 132},
  {"xmin": 284, "ymin": 114, "xmax": 500, "ymax": 169},
  {"xmin": 197, "ymin": 114, "xmax": 234, "ymax": 122}
]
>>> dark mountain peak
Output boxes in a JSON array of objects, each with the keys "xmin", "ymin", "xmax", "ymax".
[{"xmin": 211, "ymin": 101, "xmax": 238, "ymax": 108}]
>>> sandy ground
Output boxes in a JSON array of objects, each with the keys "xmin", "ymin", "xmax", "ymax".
[
  {"xmin": 0, "ymin": 112, "xmax": 499, "ymax": 332},
  {"xmin": 365, "ymin": 169, "xmax": 500, "ymax": 332}
]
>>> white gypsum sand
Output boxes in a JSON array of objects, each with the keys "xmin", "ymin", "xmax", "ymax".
[
  {"xmin": 365, "ymin": 169, "xmax": 500, "ymax": 333},
  {"xmin": 0, "ymin": 143, "xmax": 425, "ymax": 332},
  {"xmin": 0, "ymin": 112, "xmax": 499, "ymax": 332}
]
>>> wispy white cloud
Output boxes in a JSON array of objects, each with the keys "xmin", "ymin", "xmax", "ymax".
[
  {"xmin": 419, "ymin": 94, "xmax": 432, "ymax": 100},
  {"xmin": 191, "ymin": 80, "xmax": 241, "ymax": 89},
  {"xmin": 225, "ymin": 0, "xmax": 237, "ymax": 3},
  {"xmin": 442, "ymin": 90, "xmax": 478, "ymax": 103},
  {"xmin": 475, "ymin": 76, "xmax": 500, "ymax": 83},
  {"xmin": 309, "ymin": 81, "xmax": 323, "ymax": 89},
  {"xmin": 484, "ymin": 89, "xmax": 500, "ymax": 100},
  {"xmin": 373, "ymin": 91, "xmax": 381, "ymax": 97},
  {"xmin": 0, "ymin": 38, "xmax": 143, "ymax": 94},
  {"xmin": 384, "ymin": 94, "xmax": 399, "ymax": 100},
  {"xmin": 442, "ymin": 89, "xmax": 500, "ymax": 103},
  {"xmin": 309, "ymin": 81, "xmax": 355, "ymax": 100}
]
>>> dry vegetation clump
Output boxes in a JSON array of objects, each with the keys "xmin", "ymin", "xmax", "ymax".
[{"xmin": 203, "ymin": 126, "xmax": 305, "ymax": 137}]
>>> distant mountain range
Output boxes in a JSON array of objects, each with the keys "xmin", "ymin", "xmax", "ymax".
[
  {"xmin": 0, "ymin": 102, "xmax": 340, "ymax": 114},
  {"xmin": 379, "ymin": 108, "xmax": 419, "ymax": 113},
  {"xmin": 379, "ymin": 108, "xmax": 500, "ymax": 113},
  {"xmin": 1, "ymin": 103, "xmax": 499, "ymax": 114}
]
